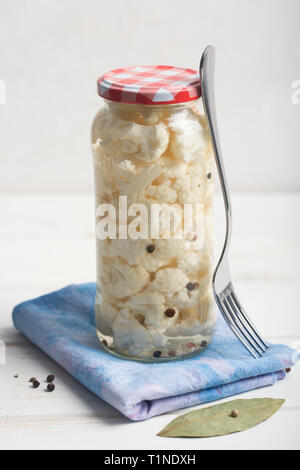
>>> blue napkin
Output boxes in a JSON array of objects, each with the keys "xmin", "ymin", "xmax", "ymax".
[{"xmin": 12, "ymin": 283, "xmax": 297, "ymax": 421}]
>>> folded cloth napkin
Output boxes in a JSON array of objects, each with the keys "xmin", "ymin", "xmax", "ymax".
[{"xmin": 12, "ymin": 283, "xmax": 298, "ymax": 421}]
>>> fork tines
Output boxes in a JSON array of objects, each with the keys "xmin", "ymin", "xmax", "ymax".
[{"xmin": 219, "ymin": 283, "xmax": 269, "ymax": 358}]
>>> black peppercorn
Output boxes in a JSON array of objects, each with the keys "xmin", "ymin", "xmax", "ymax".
[
  {"xmin": 47, "ymin": 383, "xmax": 55, "ymax": 392},
  {"xmin": 102, "ymin": 339, "xmax": 108, "ymax": 347},
  {"xmin": 47, "ymin": 374, "xmax": 55, "ymax": 383},
  {"xmin": 186, "ymin": 282, "xmax": 195, "ymax": 291},
  {"xmin": 29, "ymin": 377, "xmax": 37, "ymax": 383},
  {"xmin": 186, "ymin": 282, "xmax": 199, "ymax": 291},
  {"xmin": 164, "ymin": 308, "xmax": 176, "ymax": 318},
  {"xmin": 32, "ymin": 380, "xmax": 40, "ymax": 389},
  {"xmin": 201, "ymin": 340, "xmax": 207, "ymax": 348},
  {"xmin": 285, "ymin": 368, "xmax": 291, "ymax": 373},
  {"xmin": 153, "ymin": 351, "xmax": 162, "ymax": 358},
  {"xmin": 146, "ymin": 244, "xmax": 155, "ymax": 253},
  {"xmin": 207, "ymin": 172, "xmax": 212, "ymax": 179}
]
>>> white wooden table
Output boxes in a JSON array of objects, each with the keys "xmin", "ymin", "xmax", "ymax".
[{"xmin": 0, "ymin": 193, "xmax": 299, "ymax": 450}]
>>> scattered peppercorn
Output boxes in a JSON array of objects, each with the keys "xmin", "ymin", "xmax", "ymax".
[
  {"xmin": 285, "ymin": 368, "xmax": 291, "ymax": 373},
  {"xmin": 146, "ymin": 244, "xmax": 155, "ymax": 254},
  {"xmin": 102, "ymin": 339, "xmax": 108, "ymax": 347},
  {"xmin": 14, "ymin": 374, "xmax": 19, "ymax": 378},
  {"xmin": 47, "ymin": 383, "xmax": 55, "ymax": 392},
  {"xmin": 153, "ymin": 351, "xmax": 162, "ymax": 358},
  {"xmin": 207, "ymin": 172, "xmax": 212, "ymax": 179},
  {"xmin": 230, "ymin": 409, "xmax": 239, "ymax": 418},
  {"xmin": 29, "ymin": 377, "xmax": 37, "ymax": 383},
  {"xmin": 186, "ymin": 342, "xmax": 196, "ymax": 349},
  {"xmin": 32, "ymin": 380, "xmax": 40, "ymax": 389},
  {"xmin": 164, "ymin": 308, "xmax": 176, "ymax": 318},
  {"xmin": 201, "ymin": 340, "xmax": 208, "ymax": 348},
  {"xmin": 47, "ymin": 374, "xmax": 55, "ymax": 383}
]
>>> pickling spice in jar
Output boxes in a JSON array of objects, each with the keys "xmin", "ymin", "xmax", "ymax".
[
  {"xmin": 168, "ymin": 351, "xmax": 176, "ymax": 357},
  {"xmin": 146, "ymin": 244, "xmax": 155, "ymax": 254},
  {"xmin": 186, "ymin": 282, "xmax": 199, "ymax": 291},
  {"xmin": 153, "ymin": 351, "xmax": 162, "ymax": 358},
  {"xmin": 164, "ymin": 308, "xmax": 176, "ymax": 318}
]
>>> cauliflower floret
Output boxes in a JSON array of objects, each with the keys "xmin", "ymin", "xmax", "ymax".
[
  {"xmin": 121, "ymin": 122, "xmax": 169, "ymax": 162},
  {"xmin": 113, "ymin": 308, "xmax": 150, "ymax": 355},
  {"xmin": 145, "ymin": 180, "xmax": 177, "ymax": 203},
  {"xmin": 173, "ymin": 165, "xmax": 205, "ymax": 204},
  {"xmin": 93, "ymin": 141, "xmax": 117, "ymax": 196},
  {"xmin": 177, "ymin": 251, "xmax": 200, "ymax": 277},
  {"xmin": 177, "ymin": 248, "xmax": 211, "ymax": 278},
  {"xmin": 96, "ymin": 113, "xmax": 128, "ymax": 157},
  {"xmin": 101, "ymin": 259, "xmax": 150, "ymax": 299},
  {"xmin": 114, "ymin": 162, "xmax": 162, "ymax": 195},
  {"xmin": 140, "ymin": 238, "xmax": 185, "ymax": 272},
  {"xmin": 166, "ymin": 291, "xmax": 216, "ymax": 337},
  {"xmin": 123, "ymin": 290, "xmax": 178, "ymax": 330},
  {"xmin": 160, "ymin": 156, "xmax": 189, "ymax": 179},
  {"xmin": 94, "ymin": 110, "xmax": 168, "ymax": 161},
  {"xmin": 109, "ymin": 239, "xmax": 145, "ymax": 265},
  {"xmin": 168, "ymin": 108, "xmax": 208, "ymax": 162},
  {"xmin": 149, "ymin": 268, "xmax": 198, "ymax": 309},
  {"xmin": 147, "ymin": 202, "xmax": 183, "ymax": 239},
  {"xmin": 138, "ymin": 106, "xmax": 165, "ymax": 125}
]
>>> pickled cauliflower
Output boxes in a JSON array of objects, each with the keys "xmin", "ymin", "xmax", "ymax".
[
  {"xmin": 93, "ymin": 100, "xmax": 215, "ymax": 359},
  {"xmin": 168, "ymin": 108, "xmax": 208, "ymax": 162}
]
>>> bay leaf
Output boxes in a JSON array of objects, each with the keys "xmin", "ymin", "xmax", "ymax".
[{"xmin": 157, "ymin": 398, "xmax": 285, "ymax": 438}]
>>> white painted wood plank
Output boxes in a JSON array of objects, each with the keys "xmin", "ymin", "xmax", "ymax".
[{"xmin": 0, "ymin": 406, "xmax": 299, "ymax": 450}]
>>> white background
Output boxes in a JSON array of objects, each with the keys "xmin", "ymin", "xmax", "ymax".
[{"xmin": 0, "ymin": 0, "xmax": 299, "ymax": 193}]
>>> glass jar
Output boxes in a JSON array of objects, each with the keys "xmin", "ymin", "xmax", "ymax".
[{"xmin": 91, "ymin": 65, "xmax": 216, "ymax": 361}]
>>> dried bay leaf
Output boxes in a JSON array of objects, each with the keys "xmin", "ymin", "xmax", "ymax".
[{"xmin": 157, "ymin": 398, "xmax": 285, "ymax": 438}]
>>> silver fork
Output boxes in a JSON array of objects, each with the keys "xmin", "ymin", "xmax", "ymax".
[{"xmin": 199, "ymin": 46, "xmax": 269, "ymax": 358}]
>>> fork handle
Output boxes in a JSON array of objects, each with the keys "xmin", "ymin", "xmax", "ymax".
[{"xmin": 200, "ymin": 46, "xmax": 232, "ymax": 256}]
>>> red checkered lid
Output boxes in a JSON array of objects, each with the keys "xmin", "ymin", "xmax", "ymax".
[{"xmin": 97, "ymin": 65, "xmax": 201, "ymax": 105}]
